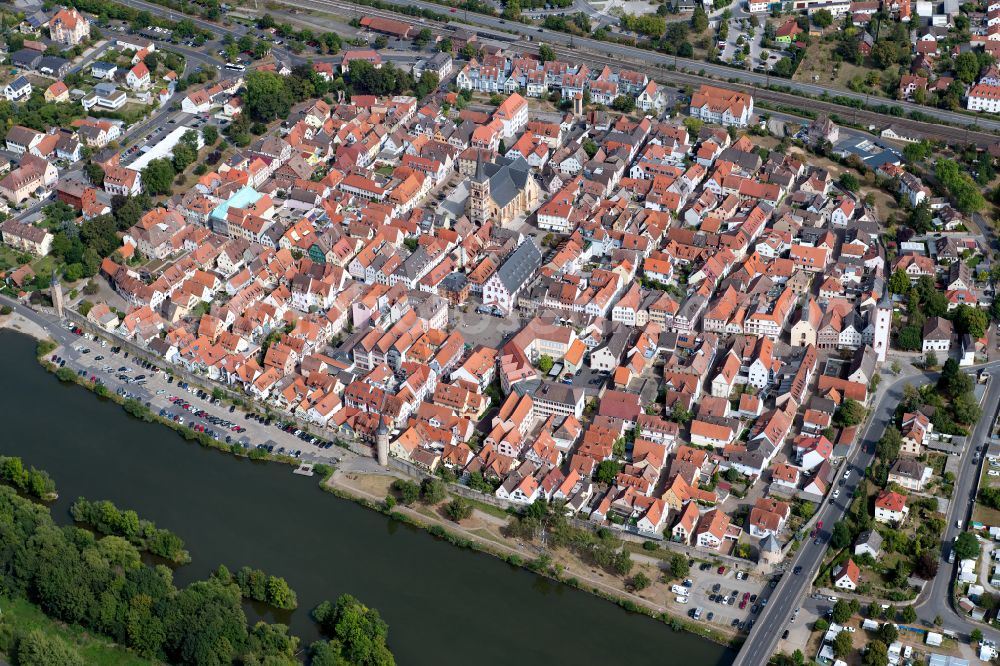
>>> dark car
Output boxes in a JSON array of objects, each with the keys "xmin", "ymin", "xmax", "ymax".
[
  {"xmin": 793, "ymin": 566, "xmax": 802, "ymax": 575},
  {"xmin": 782, "ymin": 629, "xmax": 789, "ymax": 639}
]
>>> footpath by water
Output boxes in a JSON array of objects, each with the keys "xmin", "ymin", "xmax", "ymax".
[{"xmin": 0, "ymin": 330, "xmax": 734, "ymax": 665}]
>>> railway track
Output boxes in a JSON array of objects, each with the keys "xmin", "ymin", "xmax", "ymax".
[{"xmin": 283, "ymin": 0, "xmax": 998, "ymax": 148}]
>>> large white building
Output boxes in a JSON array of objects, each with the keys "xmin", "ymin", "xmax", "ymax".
[
  {"xmin": 688, "ymin": 85, "xmax": 754, "ymax": 127},
  {"xmin": 967, "ymin": 84, "xmax": 1000, "ymax": 113}
]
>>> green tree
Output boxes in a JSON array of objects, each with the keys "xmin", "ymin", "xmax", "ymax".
[
  {"xmin": 420, "ymin": 477, "xmax": 447, "ymax": 504},
  {"xmin": 55, "ymin": 367, "xmax": 77, "ymax": 382},
  {"xmin": 126, "ymin": 593, "xmax": 166, "ymax": 658},
  {"xmin": 876, "ymin": 426, "xmax": 902, "ymax": 461},
  {"xmin": 312, "ymin": 594, "xmax": 396, "ymax": 666},
  {"xmin": 171, "ymin": 142, "xmax": 197, "ymax": 173},
  {"xmin": 265, "ymin": 575, "xmax": 298, "ymax": 609},
  {"xmin": 831, "ymin": 599, "xmax": 856, "ymax": 624},
  {"xmin": 772, "ymin": 57, "xmax": 796, "ymax": 78},
  {"xmin": 830, "ymin": 521, "xmax": 852, "ymax": 549},
  {"xmin": 612, "ymin": 95, "xmax": 636, "ymax": 113},
  {"xmin": 413, "ymin": 28, "xmax": 432, "ymax": 48},
  {"xmin": 444, "ymin": 498, "xmax": 473, "ymax": 522},
  {"xmin": 244, "ymin": 70, "xmax": 294, "ymax": 122},
  {"xmin": 391, "ymin": 479, "xmax": 419, "ymax": 505},
  {"xmin": 538, "ymin": 44, "xmax": 556, "ymax": 63},
  {"xmin": 955, "ymin": 51, "xmax": 980, "ymax": 84},
  {"xmin": 838, "ymin": 172, "xmax": 860, "ymax": 192},
  {"xmin": 954, "ymin": 531, "xmax": 980, "ymax": 560},
  {"xmin": 903, "ymin": 141, "xmax": 931, "ymax": 163},
  {"xmin": 888, "ymin": 268, "xmax": 910, "ymax": 294},
  {"xmin": 812, "ymin": 8, "xmax": 833, "ymax": 27},
  {"xmin": 878, "ymin": 622, "xmax": 898, "ymax": 644},
  {"xmin": 832, "ymin": 630, "xmax": 853, "ymax": 659},
  {"xmin": 630, "ymin": 571, "xmax": 651, "ymax": 591},
  {"xmin": 669, "ymin": 552, "xmax": 690, "ymax": 579},
  {"xmin": 141, "ymin": 159, "xmax": 175, "ymax": 196},
  {"xmin": 972, "ymin": 628, "xmax": 984, "ymax": 643},
  {"xmin": 84, "ymin": 161, "xmax": 105, "ymax": 187},
  {"xmin": 834, "ymin": 399, "xmax": 866, "ymax": 426},
  {"xmin": 691, "ymin": 5, "xmax": 708, "ymax": 32},
  {"xmin": 897, "ymin": 325, "xmax": 922, "ymax": 351},
  {"xmin": 201, "ymin": 125, "xmax": 219, "ymax": 146},
  {"xmin": 538, "ymin": 355, "xmax": 554, "ymax": 373},
  {"xmin": 595, "ymin": 460, "xmax": 622, "ymax": 484},
  {"xmin": 907, "ymin": 199, "xmax": 933, "ymax": 233},
  {"xmin": 161, "ymin": 579, "xmax": 248, "ymax": 666},
  {"xmin": 955, "ymin": 303, "xmax": 988, "ymax": 338},
  {"xmin": 871, "ymin": 41, "xmax": 898, "ymax": 69},
  {"xmin": 864, "ymin": 640, "xmax": 889, "ymax": 666},
  {"xmin": 15, "ymin": 629, "xmax": 85, "ymax": 666},
  {"xmin": 900, "ymin": 605, "xmax": 917, "ymax": 623}
]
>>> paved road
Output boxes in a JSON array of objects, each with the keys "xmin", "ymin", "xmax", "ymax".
[
  {"xmin": 734, "ymin": 366, "xmax": 1000, "ymax": 666},
  {"xmin": 56, "ymin": 338, "xmax": 343, "ymax": 466},
  {"xmin": 112, "ymin": 0, "xmax": 328, "ymax": 67},
  {"xmin": 914, "ymin": 369, "xmax": 1000, "ymax": 641},
  {"xmin": 0, "ymin": 295, "xmax": 77, "ymax": 347}
]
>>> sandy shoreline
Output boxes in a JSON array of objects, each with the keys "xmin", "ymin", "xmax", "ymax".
[{"xmin": 0, "ymin": 311, "xmax": 50, "ymax": 342}]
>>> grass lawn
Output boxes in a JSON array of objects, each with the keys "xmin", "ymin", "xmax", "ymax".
[
  {"xmin": 792, "ymin": 38, "xmax": 884, "ymax": 98},
  {"xmin": 974, "ymin": 465, "xmax": 1000, "ymax": 524},
  {"xmin": 0, "ymin": 246, "xmax": 57, "ymax": 277},
  {"xmin": 0, "ymin": 596, "xmax": 152, "ymax": 666},
  {"xmin": 465, "ymin": 497, "xmax": 511, "ymax": 521},
  {"xmin": 31, "ymin": 255, "xmax": 56, "ymax": 277}
]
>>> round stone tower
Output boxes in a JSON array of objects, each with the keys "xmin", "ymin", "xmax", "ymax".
[{"xmin": 376, "ymin": 419, "xmax": 389, "ymax": 467}]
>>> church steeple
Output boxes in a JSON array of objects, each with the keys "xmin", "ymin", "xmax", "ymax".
[
  {"xmin": 473, "ymin": 153, "xmax": 486, "ymax": 183},
  {"xmin": 469, "ymin": 153, "xmax": 490, "ymax": 224}
]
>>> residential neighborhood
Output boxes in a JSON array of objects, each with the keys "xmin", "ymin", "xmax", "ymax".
[{"xmin": 4, "ymin": 0, "xmax": 1000, "ymax": 664}]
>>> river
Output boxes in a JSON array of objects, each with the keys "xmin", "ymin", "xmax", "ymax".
[{"xmin": 0, "ymin": 330, "xmax": 733, "ymax": 665}]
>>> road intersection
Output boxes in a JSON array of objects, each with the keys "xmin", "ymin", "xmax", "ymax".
[{"xmin": 736, "ymin": 364, "xmax": 1000, "ymax": 665}]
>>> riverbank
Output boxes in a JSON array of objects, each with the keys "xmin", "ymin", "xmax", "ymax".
[
  {"xmin": 12, "ymin": 327, "xmax": 735, "ymax": 662},
  {"xmin": 324, "ymin": 469, "xmax": 744, "ymax": 650},
  {"xmin": 0, "ymin": 308, "xmax": 49, "ymax": 342}
]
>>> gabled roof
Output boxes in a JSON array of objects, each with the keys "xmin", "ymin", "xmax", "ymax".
[{"xmin": 494, "ymin": 239, "xmax": 541, "ymax": 294}]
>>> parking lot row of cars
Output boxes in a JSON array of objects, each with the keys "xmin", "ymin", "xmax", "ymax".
[{"xmin": 62, "ymin": 324, "xmax": 347, "ymax": 465}]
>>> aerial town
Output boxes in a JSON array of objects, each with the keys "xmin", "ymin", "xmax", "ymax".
[{"xmin": 4, "ymin": 0, "xmax": 1000, "ymax": 664}]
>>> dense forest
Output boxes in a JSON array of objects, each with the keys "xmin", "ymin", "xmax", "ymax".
[{"xmin": 0, "ymin": 481, "xmax": 395, "ymax": 665}]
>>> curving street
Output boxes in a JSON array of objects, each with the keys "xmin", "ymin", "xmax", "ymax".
[{"xmin": 735, "ymin": 364, "xmax": 1000, "ymax": 666}]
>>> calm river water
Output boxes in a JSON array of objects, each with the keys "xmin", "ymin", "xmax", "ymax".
[{"xmin": 0, "ymin": 330, "xmax": 733, "ymax": 665}]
